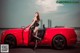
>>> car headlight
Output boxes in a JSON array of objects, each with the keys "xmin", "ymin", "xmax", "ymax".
[
  {"xmin": 0, "ymin": 31, "xmax": 5, "ymax": 43},
  {"xmin": 1, "ymin": 31, "xmax": 4, "ymax": 36},
  {"xmin": 0, "ymin": 32, "xmax": 2, "ymax": 43}
]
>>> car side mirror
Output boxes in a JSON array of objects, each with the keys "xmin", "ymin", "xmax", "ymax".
[{"xmin": 43, "ymin": 24, "xmax": 45, "ymax": 29}]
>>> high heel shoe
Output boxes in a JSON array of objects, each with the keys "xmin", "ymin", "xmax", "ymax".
[{"xmin": 34, "ymin": 40, "xmax": 37, "ymax": 50}]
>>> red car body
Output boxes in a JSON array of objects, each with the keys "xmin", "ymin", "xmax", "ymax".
[{"xmin": 1, "ymin": 25, "xmax": 77, "ymax": 49}]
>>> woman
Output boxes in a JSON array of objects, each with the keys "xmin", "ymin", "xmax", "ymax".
[{"xmin": 29, "ymin": 12, "xmax": 41, "ymax": 49}]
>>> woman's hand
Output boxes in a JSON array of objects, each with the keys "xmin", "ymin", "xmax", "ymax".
[{"xmin": 28, "ymin": 25, "xmax": 31, "ymax": 29}]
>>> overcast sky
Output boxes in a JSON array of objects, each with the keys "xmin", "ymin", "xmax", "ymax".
[{"xmin": 0, "ymin": 0, "xmax": 80, "ymax": 28}]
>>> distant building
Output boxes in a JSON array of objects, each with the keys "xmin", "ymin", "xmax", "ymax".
[
  {"xmin": 48, "ymin": 19, "xmax": 52, "ymax": 27},
  {"xmin": 40, "ymin": 19, "xmax": 43, "ymax": 28}
]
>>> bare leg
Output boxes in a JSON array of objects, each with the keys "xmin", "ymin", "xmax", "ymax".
[
  {"xmin": 33, "ymin": 27, "xmax": 38, "ymax": 37},
  {"xmin": 33, "ymin": 27, "xmax": 41, "ymax": 49},
  {"xmin": 34, "ymin": 40, "xmax": 37, "ymax": 49},
  {"xmin": 33, "ymin": 27, "xmax": 41, "ymax": 40}
]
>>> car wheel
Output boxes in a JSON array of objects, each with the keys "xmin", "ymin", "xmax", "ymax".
[
  {"xmin": 52, "ymin": 35, "xmax": 66, "ymax": 49},
  {"xmin": 4, "ymin": 35, "xmax": 16, "ymax": 48}
]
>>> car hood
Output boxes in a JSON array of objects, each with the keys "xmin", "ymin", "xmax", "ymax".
[
  {"xmin": 2, "ymin": 28, "xmax": 24, "ymax": 34},
  {"xmin": 5, "ymin": 28, "xmax": 23, "ymax": 31}
]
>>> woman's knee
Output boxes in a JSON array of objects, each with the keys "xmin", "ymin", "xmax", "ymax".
[
  {"xmin": 35, "ymin": 27, "xmax": 39, "ymax": 30},
  {"xmin": 34, "ymin": 27, "xmax": 38, "ymax": 33}
]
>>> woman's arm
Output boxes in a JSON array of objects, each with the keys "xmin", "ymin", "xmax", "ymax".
[{"xmin": 29, "ymin": 17, "xmax": 37, "ymax": 28}]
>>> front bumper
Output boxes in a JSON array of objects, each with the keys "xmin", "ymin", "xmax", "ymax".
[{"xmin": 68, "ymin": 38, "xmax": 77, "ymax": 46}]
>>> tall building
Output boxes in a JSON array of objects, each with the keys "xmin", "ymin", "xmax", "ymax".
[
  {"xmin": 48, "ymin": 19, "xmax": 52, "ymax": 27},
  {"xmin": 40, "ymin": 19, "xmax": 43, "ymax": 28}
]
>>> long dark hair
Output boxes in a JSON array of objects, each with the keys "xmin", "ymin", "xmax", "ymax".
[{"xmin": 36, "ymin": 12, "xmax": 40, "ymax": 21}]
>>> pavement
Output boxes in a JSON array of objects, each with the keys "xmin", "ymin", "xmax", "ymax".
[{"xmin": 9, "ymin": 46, "xmax": 80, "ymax": 53}]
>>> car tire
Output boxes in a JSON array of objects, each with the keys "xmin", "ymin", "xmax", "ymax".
[
  {"xmin": 4, "ymin": 35, "xmax": 17, "ymax": 48},
  {"xmin": 52, "ymin": 35, "xmax": 66, "ymax": 50}
]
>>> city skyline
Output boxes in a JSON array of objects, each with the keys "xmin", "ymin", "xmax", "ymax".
[{"xmin": 0, "ymin": 0, "xmax": 80, "ymax": 28}]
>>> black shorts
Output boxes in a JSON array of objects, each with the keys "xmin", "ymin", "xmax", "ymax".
[{"xmin": 35, "ymin": 23, "xmax": 39, "ymax": 27}]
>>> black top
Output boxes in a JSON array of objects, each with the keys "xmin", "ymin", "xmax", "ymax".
[
  {"xmin": 30, "ymin": 21, "xmax": 39, "ymax": 30},
  {"xmin": 33, "ymin": 21, "xmax": 39, "ymax": 27}
]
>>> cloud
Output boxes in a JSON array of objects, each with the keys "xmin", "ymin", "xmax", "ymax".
[{"xmin": 36, "ymin": 0, "xmax": 64, "ymax": 13}]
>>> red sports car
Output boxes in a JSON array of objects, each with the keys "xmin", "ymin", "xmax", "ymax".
[{"xmin": 0, "ymin": 25, "xmax": 77, "ymax": 49}]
